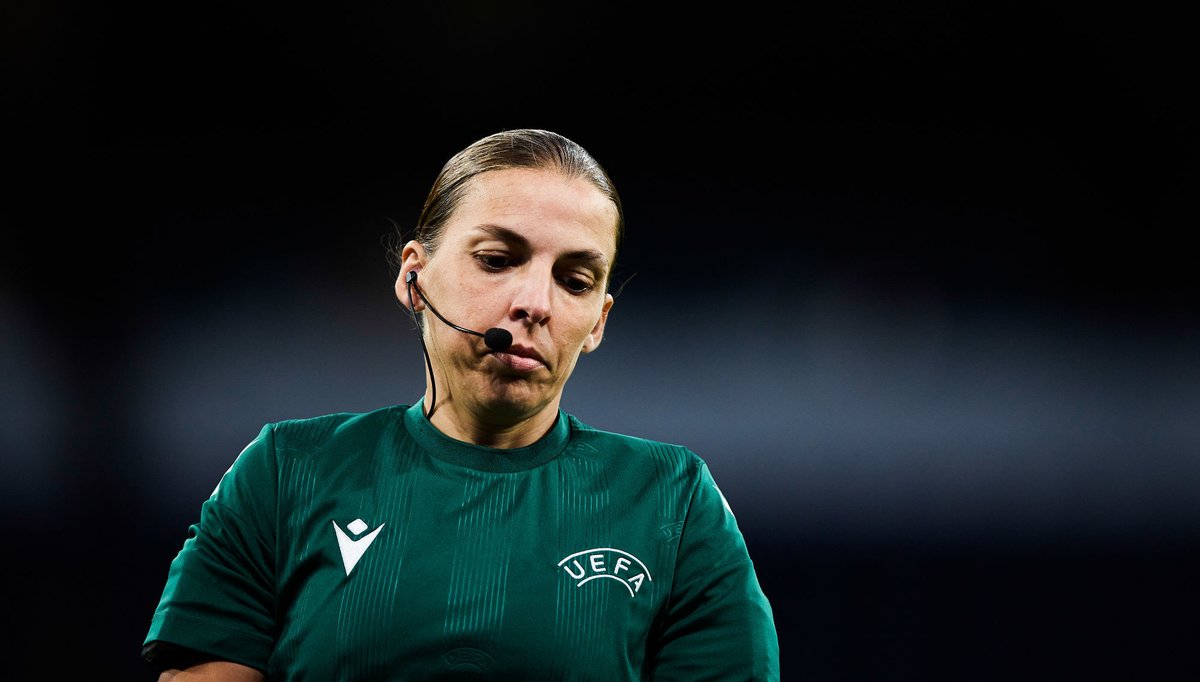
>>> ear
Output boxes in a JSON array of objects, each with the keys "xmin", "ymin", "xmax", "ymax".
[
  {"xmin": 582, "ymin": 292, "xmax": 615, "ymax": 354},
  {"xmin": 395, "ymin": 240, "xmax": 428, "ymax": 311}
]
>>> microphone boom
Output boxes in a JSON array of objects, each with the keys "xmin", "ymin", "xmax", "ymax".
[{"xmin": 404, "ymin": 271, "xmax": 514, "ymax": 419}]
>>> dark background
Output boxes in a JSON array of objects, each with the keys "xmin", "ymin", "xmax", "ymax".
[{"xmin": 3, "ymin": 2, "xmax": 1197, "ymax": 679}]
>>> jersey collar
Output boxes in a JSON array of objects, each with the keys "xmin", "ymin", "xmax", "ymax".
[{"xmin": 402, "ymin": 400, "xmax": 570, "ymax": 472}]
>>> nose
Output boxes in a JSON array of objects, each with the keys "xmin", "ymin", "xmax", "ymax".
[{"xmin": 507, "ymin": 270, "xmax": 552, "ymax": 327}]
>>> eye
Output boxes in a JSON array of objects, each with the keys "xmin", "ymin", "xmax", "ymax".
[
  {"xmin": 559, "ymin": 274, "xmax": 594, "ymax": 294},
  {"xmin": 476, "ymin": 253, "xmax": 512, "ymax": 271}
]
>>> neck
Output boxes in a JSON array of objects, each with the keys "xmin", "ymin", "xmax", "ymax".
[{"xmin": 426, "ymin": 393, "xmax": 561, "ymax": 449}]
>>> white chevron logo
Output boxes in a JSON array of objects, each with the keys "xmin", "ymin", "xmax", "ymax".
[{"xmin": 332, "ymin": 518, "xmax": 385, "ymax": 576}]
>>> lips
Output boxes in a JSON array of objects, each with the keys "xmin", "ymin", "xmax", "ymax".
[{"xmin": 491, "ymin": 344, "xmax": 547, "ymax": 372}]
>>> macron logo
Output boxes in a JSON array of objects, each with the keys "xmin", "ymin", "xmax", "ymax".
[
  {"xmin": 333, "ymin": 518, "xmax": 385, "ymax": 576},
  {"xmin": 558, "ymin": 548, "xmax": 652, "ymax": 597}
]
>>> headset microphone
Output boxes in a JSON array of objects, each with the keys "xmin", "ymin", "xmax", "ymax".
[
  {"xmin": 404, "ymin": 270, "xmax": 514, "ymax": 419},
  {"xmin": 482, "ymin": 327, "xmax": 515, "ymax": 352}
]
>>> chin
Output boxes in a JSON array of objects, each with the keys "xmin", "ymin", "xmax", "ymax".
[{"xmin": 476, "ymin": 379, "xmax": 553, "ymax": 418}]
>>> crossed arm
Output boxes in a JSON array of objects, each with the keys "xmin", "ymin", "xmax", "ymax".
[{"xmin": 157, "ymin": 661, "xmax": 264, "ymax": 682}]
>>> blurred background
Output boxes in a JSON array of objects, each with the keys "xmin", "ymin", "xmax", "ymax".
[{"xmin": 3, "ymin": 2, "xmax": 1197, "ymax": 679}]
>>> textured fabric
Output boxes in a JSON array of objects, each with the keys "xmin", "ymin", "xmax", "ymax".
[{"xmin": 144, "ymin": 402, "xmax": 779, "ymax": 680}]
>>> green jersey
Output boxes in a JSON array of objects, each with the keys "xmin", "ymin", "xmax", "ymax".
[{"xmin": 143, "ymin": 402, "xmax": 779, "ymax": 680}]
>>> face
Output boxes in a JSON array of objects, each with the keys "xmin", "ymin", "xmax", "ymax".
[{"xmin": 397, "ymin": 168, "xmax": 618, "ymax": 423}]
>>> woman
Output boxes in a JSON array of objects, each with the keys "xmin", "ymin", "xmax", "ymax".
[{"xmin": 142, "ymin": 129, "xmax": 780, "ymax": 680}]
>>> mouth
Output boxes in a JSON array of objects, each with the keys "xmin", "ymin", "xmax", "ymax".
[{"xmin": 490, "ymin": 344, "xmax": 547, "ymax": 372}]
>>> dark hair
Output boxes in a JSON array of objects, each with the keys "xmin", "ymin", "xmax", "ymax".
[{"xmin": 388, "ymin": 129, "xmax": 624, "ymax": 286}]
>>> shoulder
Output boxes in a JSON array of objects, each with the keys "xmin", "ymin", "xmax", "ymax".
[
  {"xmin": 211, "ymin": 405, "xmax": 409, "ymax": 500},
  {"xmin": 564, "ymin": 413, "xmax": 707, "ymax": 479},
  {"xmin": 265, "ymin": 404, "xmax": 407, "ymax": 455}
]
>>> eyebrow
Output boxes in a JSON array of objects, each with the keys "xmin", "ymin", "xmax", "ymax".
[{"xmin": 471, "ymin": 224, "xmax": 610, "ymax": 270}]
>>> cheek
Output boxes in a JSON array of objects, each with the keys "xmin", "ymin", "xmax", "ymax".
[
  {"xmin": 561, "ymin": 307, "xmax": 602, "ymax": 346},
  {"xmin": 450, "ymin": 276, "xmax": 504, "ymax": 318}
]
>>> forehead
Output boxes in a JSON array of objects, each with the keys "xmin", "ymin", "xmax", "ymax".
[{"xmin": 443, "ymin": 168, "xmax": 619, "ymax": 257}]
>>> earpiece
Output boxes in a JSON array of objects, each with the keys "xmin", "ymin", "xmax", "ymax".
[{"xmin": 404, "ymin": 270, "xmax": 422, "ymax": 311}]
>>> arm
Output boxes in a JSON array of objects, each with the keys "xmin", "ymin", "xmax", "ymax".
[
  {"xmin": 650, "ymin": 462, "xmax": 780, "ymax": 681},
  {"xmin": 158, "ymin": 661, "xmax": 264, "ymax": 682},
  {"xmin": 143, "ymin": 425, "xmax": 280, "ymax": 675}
]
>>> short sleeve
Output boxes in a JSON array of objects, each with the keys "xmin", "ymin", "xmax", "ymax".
[
  {"xmin": 142, "ymin": 423, "xmax": 280, "ymax": 672},
  {"xmin": 650, "ymin": 460, "xmax": 781, "ymax": 681}
]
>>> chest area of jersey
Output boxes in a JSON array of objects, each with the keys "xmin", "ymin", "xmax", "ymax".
[{"xmin": 274, "ymin": 470, "xmax": 677, "ymax": 677}]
